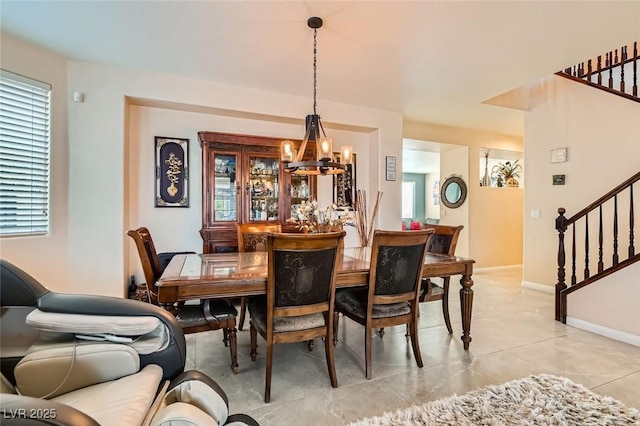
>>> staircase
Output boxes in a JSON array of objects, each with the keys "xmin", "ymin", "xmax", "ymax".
[
  {"xmin": 553, "ymin": 43, "xmax": 640, "ymax": 323},
  {"xmin": 555, "ymin": 172, "xmax": 640, "ymax": 323},
  {"xmin": 556, "ymin": 42, "xmax": 639, "ymax": 103}
]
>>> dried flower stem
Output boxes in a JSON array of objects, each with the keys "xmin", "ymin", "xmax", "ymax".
[{"xmin": 354, "ymin": 190, "xmax": 382, "ymax": 247}]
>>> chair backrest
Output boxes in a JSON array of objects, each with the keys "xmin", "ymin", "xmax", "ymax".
[
  {"xmin": 423, "ymin": 224, "xmax": 464, "ymax": 256},
  {"xmin": 266, "ymin": 231, "xmax": 345, "ymax": 320},
  {"xmin": 368, "ymin": 229, "xmax": 434, "ymax": 304},
  {"xmin": 0, "ymin": 259, "xmax": 49, "ymax": 307},
  {"xmin": 127, "ymin": 227, "xmax": 162, "ymax": 302},
  {"xmin": 237, "ymin": 223, "xmax": 282, "ymax": 252}
]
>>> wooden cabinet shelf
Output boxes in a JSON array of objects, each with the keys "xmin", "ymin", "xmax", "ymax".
[{"xmin": 199, "ymin": 131, "xmax": 316, "ymax": 253}]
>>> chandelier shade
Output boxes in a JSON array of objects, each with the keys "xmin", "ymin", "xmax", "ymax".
[{"xmin": 281, "ymin": 17, "xmax": 352, "ymax": 176}]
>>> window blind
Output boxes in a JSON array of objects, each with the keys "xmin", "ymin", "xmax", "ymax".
[{"xmin": 0, "ymin": 70, "xmax": 51, "ymax": 236}]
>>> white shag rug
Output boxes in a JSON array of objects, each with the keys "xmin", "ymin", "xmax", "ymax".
[{"xmin": 349, "ymin": 374, "xmax": 640, "ymax": 425}]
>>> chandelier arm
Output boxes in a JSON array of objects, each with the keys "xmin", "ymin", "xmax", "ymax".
[
  {"xmin": 318, "ymin": 118, "xmax": 327, "ymax": 138},
  {"xmin": 296, "ymin": 123, "xmax": 313, "ymax": 162}
]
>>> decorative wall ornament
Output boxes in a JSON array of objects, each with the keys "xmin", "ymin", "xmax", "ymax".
[
  {"xmin": 440, "ymin": 175, "xmax": 467, "ymax": 209},
  {"xmin": 155, "ymin": 136, "xmax": 189, "ymax": 207},
  {"xmin": 385, "ymin": 156, "xmax": 396, "ymax": 181},
  {"xmin": 333, "ymin": 153, "xmax": 357, "ymax": 210},
  {"xmin": 550, "ymin": 147, "xmax": 568, "ymax": 163}
]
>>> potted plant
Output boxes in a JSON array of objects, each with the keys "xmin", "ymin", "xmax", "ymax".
[{"xmin": 491, "ymin": 160, "xmax": 522, "ymax": 188}]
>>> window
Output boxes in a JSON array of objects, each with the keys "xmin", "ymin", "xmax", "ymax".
[
  {"xmin": 401, "ymin": 181, "xmax": 415, "ymax": 219},
  {"xmin": 0, "ymin": 70, "xmax": 51, "ymax": 236}
]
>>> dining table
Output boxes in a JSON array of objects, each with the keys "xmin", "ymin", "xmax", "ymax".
[{"xmin": 158, "ymin": 246, "xmax": 476, "ymax": 350}]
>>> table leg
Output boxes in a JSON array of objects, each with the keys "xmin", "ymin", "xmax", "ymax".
[
  {"xmin": 459, "ymin": 273, "xmax": 474, "ymax": 350},
  {"xmin": 228, "ymin": 326, "xmax": 238, "ymax": 374}
]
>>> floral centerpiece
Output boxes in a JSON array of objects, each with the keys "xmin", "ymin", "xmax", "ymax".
[{"xmin": 288, "ymin": 200, "xmax": 352, "ymax": 233}]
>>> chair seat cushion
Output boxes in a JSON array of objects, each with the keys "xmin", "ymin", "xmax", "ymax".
[
  {"xmin": 420, "ymin": 278, "xmax": 445, "ymax": 302},
  {"xmin": 248, "ymin": 298, "xmax": 325, "ymax": 333},
  {"xmin": 429, "ymin": 283, "xmax": 444, "ymax": 296},
  {"xmin": 176, "ymin": 300, "xmax": 237, "ymax": 328},
  {"xmin": 53, "ymin": 364, "xmax": 163, "ymax": 426},
  {"xmin": 335, "ymin": 289, "xmax": 410, "ymax": 319}
]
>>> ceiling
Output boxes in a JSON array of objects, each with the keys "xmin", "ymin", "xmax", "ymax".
[{"xmin": 1, "ymin": 1, "xmax": 639, "ymax": 138}]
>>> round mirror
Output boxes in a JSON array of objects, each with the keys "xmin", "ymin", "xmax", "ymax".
[{"xmin": 440, "ymin": 176, "xmax": 467, "ymax": 208}]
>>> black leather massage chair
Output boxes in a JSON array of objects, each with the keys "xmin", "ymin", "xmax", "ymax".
[{"xmin": 0, "ymin": 259, "xmax": 258, "ymax": 425}]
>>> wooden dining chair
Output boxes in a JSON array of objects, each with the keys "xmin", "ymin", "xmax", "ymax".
[
  {"xmin": 419, "ymin": 224, "xmax": 464, "ymax": 334},
  {"xmin": 127, "ymin": 227, "xmax": 240, "ymax": 373},
  {"xmin": 236, "ymin": 223, "xmax": 282, "ymax": 331},
  {"xmin": 248, "ymin": 231, "xmax": 345, "ymax": 402},
  {"xmin": 333, "ymin": 229, "xmax": 433, "ymax": 380}
]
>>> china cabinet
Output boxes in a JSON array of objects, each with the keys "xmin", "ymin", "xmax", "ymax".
[{"xmin": 199, "ymin": 132, "xmax": 316, "ymax": 253}]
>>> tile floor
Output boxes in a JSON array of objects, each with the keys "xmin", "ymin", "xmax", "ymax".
[{"xmin": 185, "ymin": 267, "xmax": 640, "ymax": 425}]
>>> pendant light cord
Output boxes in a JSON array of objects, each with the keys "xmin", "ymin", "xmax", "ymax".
[
  {"xmin": 313, "ymin": 27, "xmax": 317, "ymax": 117},
  {"xmin": 313, "ymin": 26, "xmax": 326, "ymax": 137}
]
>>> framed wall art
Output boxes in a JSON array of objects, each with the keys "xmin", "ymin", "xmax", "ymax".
[
  {"xmin": 155, "ymin": 136, "xmax": 189, "ymax": 207},
  {"xmin": 385, "ymin": 156, "xmax": 396, "ymax": 181},
  {"xmin": 333, "ymin": 153, "xmax": 356, "ymax": 209}
]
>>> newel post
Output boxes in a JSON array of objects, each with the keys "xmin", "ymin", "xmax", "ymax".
[{"xmin": 555, "ymin": 208, "xmax": 568, "ymax": 322}]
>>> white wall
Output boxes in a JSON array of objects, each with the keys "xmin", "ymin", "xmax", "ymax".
[
  {"xmin": 524, "ymin": 75, "xmax": 640, "ymax": 336},
  {"xmin": 0, "ymin": 33, "xmax": 71, "ymax": 290}
]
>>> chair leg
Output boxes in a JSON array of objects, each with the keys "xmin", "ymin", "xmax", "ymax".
[
  {"xmin": 365, "ymin": 327, "xmax": 373, "ymax": 380},
  {"xmin": 325, "ymin": 328, "xmax": 338, "ymax": 388},
  {"xmin": 409, "ymin": 316, "xmax": 423, "ymax": 369},
  {"xmin": 264, "ymin": 341, "xmax": 273, "ymax": 403},
  {"xmin": 442, "ymin": 277, "xmax": 453, "ymax": 334},
  {"xmin": 228, "ymin": 326, "xmax": 238, "ymax": 374},
  {"xmin": 333, "ymin": 311, "xmax": 340, "ymax": 346},
  {"xmin": 223, "ymin": 328, "xmax": 229, "ymax": 347},
  {"xmin": 250, "ymin": 322, "xmax": 257, "ymax": 361},
  {"xmin": 419, "ymin": 278, "xmax": 429, "ymax": 303},
  {"xmin": 238, "ymin": 297, "xmax": 247, "ymax": 331}
]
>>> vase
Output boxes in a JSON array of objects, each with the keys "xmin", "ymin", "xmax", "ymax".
[
  {"xmin": 506, "ymin": 177, "xmax": 519, "ymax": 188},
  {"xmin": 481, "ymin": 154, "xmax": 490, "ymax": 187},
  {"xmin": 314, "ymin": 223, "xmax": 342, "ymax": 233}
]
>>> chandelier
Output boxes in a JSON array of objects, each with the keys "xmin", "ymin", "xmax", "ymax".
[{"xmin": 281, "ymin": 17, "xmax": 353, "ymax": 176}]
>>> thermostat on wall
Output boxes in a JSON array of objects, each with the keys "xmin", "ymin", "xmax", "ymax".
[{"xmin": 553, "ymin": 174, "xmax": 566, "ymax": 185}]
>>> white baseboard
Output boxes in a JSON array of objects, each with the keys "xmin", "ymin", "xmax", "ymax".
[
  {"xmin": 566, "ymin": 317, "xmax": 640, "ymax": 347},
  {"xmin": 522, "ymin": 280, "xmax": 555, "ymax": 294},
  {"xmin": 474, "ymin": 264, "xmax": 523, "ymax": 272}
]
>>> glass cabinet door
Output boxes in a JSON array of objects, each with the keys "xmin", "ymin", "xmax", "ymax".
[
  {"xmin": 247, "ymin": 155, "xmax": 280, "ymax": 222},
  {"xmin": 212, "ymin": 153, "xmax": 239, "ymax": 222},
  {"xmin": 289, "ymin": 174, "xmax": 311, "ymax": 212}
]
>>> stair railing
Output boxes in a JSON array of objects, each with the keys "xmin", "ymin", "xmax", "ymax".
[
  {"xmin": 556, "ymin": 42, "xmax": 639, "ymax": 103},
  {"xmin": 555, "ymin": 172, "xmax": 639, "ymax": 323}
]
